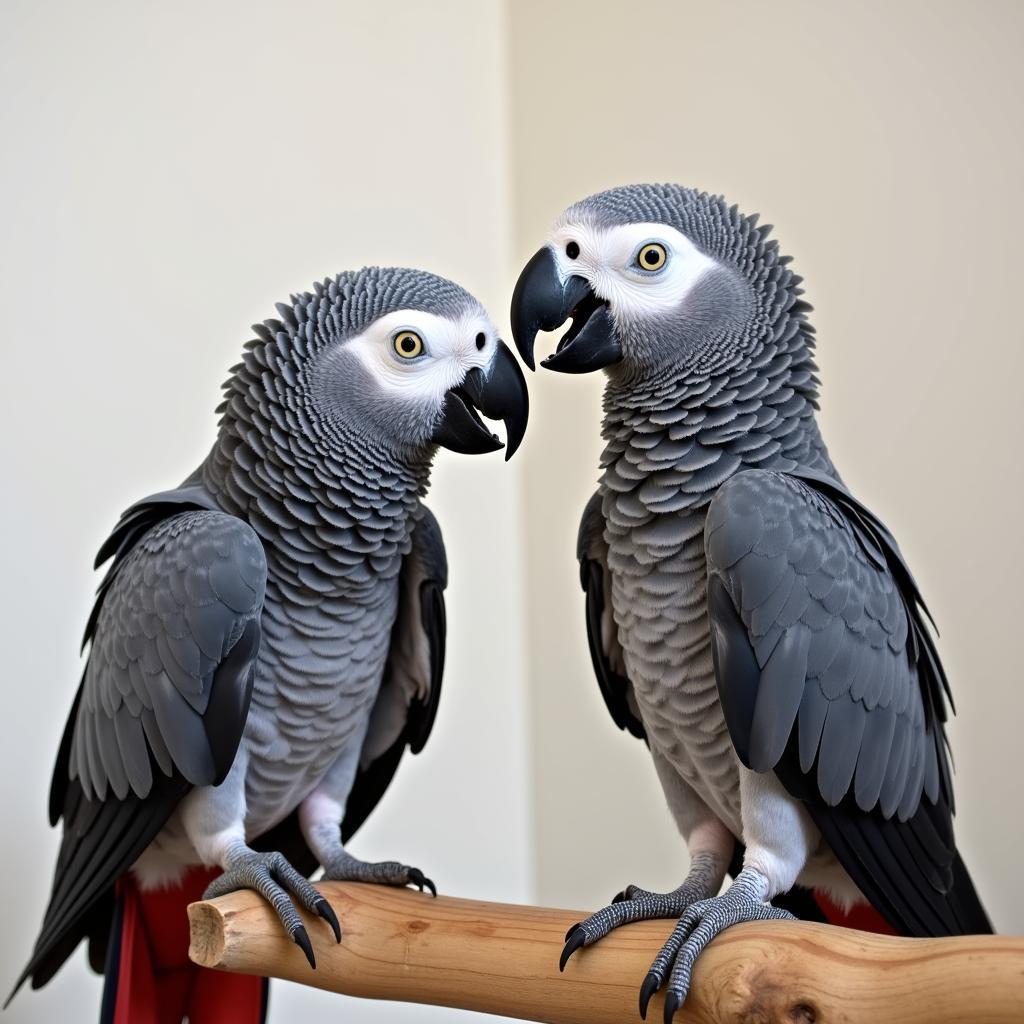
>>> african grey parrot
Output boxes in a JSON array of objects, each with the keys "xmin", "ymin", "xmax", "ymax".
[
  {"xmin": 510, "ymin": 184, "xmax": 991, "ymax": 1021},
  {"xmin": 9, "ymin": 266, "xmax": 528, "ymax": 1024}
]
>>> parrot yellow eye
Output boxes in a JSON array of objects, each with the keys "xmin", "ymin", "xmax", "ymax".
[
  {"xmin": 392, "ymin": 330, "xmax": 424, "ymax": 359},
  {"xmin": 636, "ymin": 242, "xmax": 667, "ymax": 272}
]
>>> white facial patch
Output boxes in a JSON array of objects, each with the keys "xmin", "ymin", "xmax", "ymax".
[
  {"xmin": 344, "ymin": 307, "xmax": 498, "ymax": 406},
  {"xmin": 546, "ymin": 220, "xmax": 717, "ymax": 323}
]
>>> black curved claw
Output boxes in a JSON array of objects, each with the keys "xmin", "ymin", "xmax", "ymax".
[
  {"xmin": 407, "ymin": 867, "xmax": 437, "ymax": 897},
  {"xmin": 315, "ymin": 898, "xmax": 341, "ymax": 943},
  {"xmin": 639, "ymin": 971, "xmax": 661, "ymax": 1020},
  {"xmin": 292, "ymin": 924, "xmax": 316, "ymax": 969},
  {"xmin": 663, "ymin": 990, "xmax": 680, "ymax": 1024},
  {"xmin": 611, "ymin": 888, "xmax": 630, "ymax": 904},
  {"xmin": 559, "ymin": 927, "xmax": 586, "ymax": 972},
  {"xmin": 564, "ymin": 920, "xmax": 582, "ymax": 942}
]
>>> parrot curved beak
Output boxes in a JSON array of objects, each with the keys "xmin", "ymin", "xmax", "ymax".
[
  {"xmin": 510, "ymin": 247, "xmax": 623, "ymax": 374},
  {"xmin": 431, "ymin": 339, "xmax": 530, "ymax": 460}
]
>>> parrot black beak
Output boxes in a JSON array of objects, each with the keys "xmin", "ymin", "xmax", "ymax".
[
  {"xmin": 431, "ymin": 340, "xmax": 530, "ymax": 460},
  {"xmin": 510, "ymin": 247, "xmax": 623, "ymax": 374}
]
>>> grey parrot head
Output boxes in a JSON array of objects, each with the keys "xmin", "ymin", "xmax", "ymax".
[
  {"xmin": 510, "ymin": 184, "xmax": 806, "ymax": 383},
  {"xmin": 225, "ymin": 266, "xmax": 529, "ymax": 464}
]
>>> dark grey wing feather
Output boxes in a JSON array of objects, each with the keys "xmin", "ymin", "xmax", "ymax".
[
  {"xmin": 83, "ymin": 481, "xmax": 220, "ymax": 651},
  {"xmin": 14, "ymin": 500, "xmax": 266, "ymax": 997},
  {"xmin": 705, "ymin": 468, "xmax": 990, "ymax": 936},
  {"xmin": 72, "ymin": 510, "xmax": 266, "ymax": 800},
  {"xmin": 342, "ymin": 503, "xmax": 448, "ymax": 841},
  {"xmin": 578, "ymin": 491, "xmax": 646, "ymax": 741}
]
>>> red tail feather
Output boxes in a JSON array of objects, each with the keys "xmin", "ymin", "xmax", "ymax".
[
  {"xmin": 110, "ymin": 867, "xmax": 266, "ymax": 1024},
  {"xmin": 814, "ymin": 891, "xmax": 896, "ymax": 935}
]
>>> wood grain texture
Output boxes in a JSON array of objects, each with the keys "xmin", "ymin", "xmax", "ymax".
[{"xmin": 188, "ymin": 882, "xmax": 1024, "ymax": 1023}]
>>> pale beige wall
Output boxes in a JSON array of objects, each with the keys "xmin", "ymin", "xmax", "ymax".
[
  {"xmin": 0, "ymin": 2, "xmax": 530, "ymax": 1022},
  {"xmin": 508, "ymin": 0, "xmax": 1024, "ymax": 930}
]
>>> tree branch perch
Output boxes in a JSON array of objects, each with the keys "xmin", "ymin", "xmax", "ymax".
[{"xmin": 188, "ymin": 882, "xmax": 1024, "ymax": 1023}]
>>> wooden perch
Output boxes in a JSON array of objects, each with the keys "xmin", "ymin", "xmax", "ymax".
[{"xmin": 189, "ymin": 882, "xmax": 1024, "ymax": 1024}]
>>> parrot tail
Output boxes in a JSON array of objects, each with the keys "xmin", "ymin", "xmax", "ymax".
[
  {"xmin": 100, "ymin": 866, "xmax": 268, "ymax": 1024},
  {"xmin": 772, "ymin": 884, "xmax": 895, "ymax": 934},
  {"xmin": 812, "ymin": 892, "xmax": 896, "ymax": 935}
]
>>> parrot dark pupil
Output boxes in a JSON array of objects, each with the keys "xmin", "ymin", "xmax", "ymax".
[
  {"xmin": 401, "ymin": 339, "xmax": 415, "ymax": 352},
  {"xmin": 475, "ymin": 332, "xmax": 486, "ymax": 350},
  {"xmin": 644, "ymin": 250, "xmax": 658, "ymax": 265},
  {"xmin": 566, "ymin": 241, "xmax": 580, "ymax": 259}
]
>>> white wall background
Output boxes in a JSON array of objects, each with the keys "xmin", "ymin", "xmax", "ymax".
[{"xmin": 1, "ymin": 2, "xmax": 1021, "ymax": 1022}]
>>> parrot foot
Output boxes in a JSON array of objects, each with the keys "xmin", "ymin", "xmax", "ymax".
[
  {"xmin": 322, "ymin": 852, "xmax": 437, "ymax": 895},
  {"xmin": 559, "ymin": 883, "xmax": 704, "ymax": 972},
  {"xmin": 559, "ymin": 850, "xmax": 726, "ymax": 974},
  {"xmin": 642, "ymin": 869, "xmax": 795, "ymax": 1023},
  {"xmin": 203, "ymin": 850, "xmax": 341, "ymax": 968}
]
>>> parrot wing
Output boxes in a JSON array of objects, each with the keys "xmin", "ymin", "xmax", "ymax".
[
  {"xmin": 341, "ymin": 502, "xmax": 448, "ymax": 841},
  {"xmin": 577, "ymin": 491, "xmax": 646, "ymax": 741},
  {"xmin": 14, "ymin": 488, "xmax": 266, "ymax": 995},
  {"xmin": 705, "ymin": 466, "xmax": 991, "ymax": 936}
]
